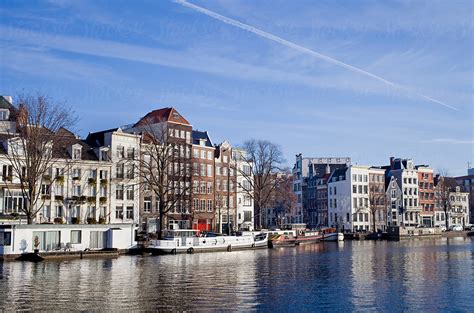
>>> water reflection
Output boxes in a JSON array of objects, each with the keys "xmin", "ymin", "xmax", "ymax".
[{"xmin": 0, "ymin": 238, "xmax": 472, "ymax": 311}]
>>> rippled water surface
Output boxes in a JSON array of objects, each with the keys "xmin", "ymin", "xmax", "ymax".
[{"xmin": 1, "ymin": 237, "xmax": 473, "ymax": 311}]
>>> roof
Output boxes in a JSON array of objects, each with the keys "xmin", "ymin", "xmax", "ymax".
[
  {"xmin": 0, "ymin": 96, "xmax": 18, "ymax": 121},
  {"xmin": 54, "ymin": 128, "xmax": 99, "ymax": 161},
  {"xmin": 328, "ymin": 167, "xmax": 347, "ymax": 182},
  {"xmin": 85, "ymin": 128, "xmax": 118, "ymax": 147},
  {"xmin": 192, "ymin": 130, "xmax": 213, "ymax": 147},
  {"xmin": 134, "ymin": 107, "xmax": 190, "ymax": 127}
]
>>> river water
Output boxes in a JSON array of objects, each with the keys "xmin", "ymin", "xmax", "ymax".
[{"xmin": 1, "ymin": 237, "xmax": 473, "ymax": 312}]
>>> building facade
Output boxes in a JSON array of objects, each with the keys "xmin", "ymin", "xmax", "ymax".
[
  {"xmin": 191, "ymin": 130, "xmax": 215, "ymax": 231},
  {"xmin": 417, "ymin": 166, "xmax": 435, "ymax": 227}
]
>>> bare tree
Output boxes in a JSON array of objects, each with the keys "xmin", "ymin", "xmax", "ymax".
[
  {"xmin": 236, "ymin": 139, "xmax": 284, "ymax": 229},
  {"xmin": 435, "ymin": 170, "xmax": 457, "ymax": 230},
  {"xmin": 369, "ymin": 191, "xmax": 386, "ymax": 232},
  {"xmin": 131, "ymin": 121, "xmax": 192, "ymax": 239},
  {"xmin": 3, "ymin": 94, "xmax": 76, "ymax": 224},
  {"xmin": 271, "ymin": 173, "xmax": 297, "ymax": 227}
]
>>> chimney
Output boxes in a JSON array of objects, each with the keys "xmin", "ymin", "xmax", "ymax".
[{"xmin": 390, "ymin": 157, "xmax": 395, "ymax": 168}]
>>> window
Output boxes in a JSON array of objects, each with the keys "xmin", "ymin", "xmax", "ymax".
[
  {"xmin": 353, "ymin": 185, "xmax": 357, "ymax": 193},
  {"xmin": 73, "ymin": 168, "xmax": 81, "ymax": 179},
  {"xmin": 364, "ymin": 186, "xmax": 368, "ymax": 194},
  {"xmin": 126, "ymin": 187, "xmax": 134, "ymax": 200},
  {"xmin": 207, "ymin": 151, "xmax": 213, "ymax": 160},
  {"xmin": 207, "ymin": 182, "xmax": 213, "ymax": 194},
  {"xmin": 73, "ymin": 147, "xmax": 81, "ymax": 160},
  {"xmin": 200, "ymin": 150, "xmax": 206, "ymax": 159},
  {"xmin": 126, "ymin": 165, "xmax": 134, "ymax": 179},
  {"xmin": 41, "ymin": 184, "xmax": 51, "ymax": 195},
  {"xmin": 144, "ymin": 197, "xmax": 151, "ymax": 213},
  {"xmin": 353, "ymin": 213, "xmax": 358, "ymax": 222},
  {"xmin": 200, "ymin": 199, "xmax": 206, "ymax": 211},
  {"xmin": 70, "ymin": 230, "xmax": 82, "ymax": 244},
  {"xmin": 116, "ymin": 164, "xmax": 124, "ymax": 179},
  {"xmin": 116, "ymin": 185, "xmax": 124, "ymax": 200},
  {"xmin": 193, "ymin": 149, "xmax": 199, "ymax": 158},
  {"xmin": 353, "ymin": 174, "xmax": 357, "ymax": 182},
  {"xmin": 193, "ymin": 199, "xmax": 199, "ymax": 210},
  {"xmin": 72, "ymin": 185, "xmax": 81, "ymax": 197},
  {"xmin": 126, "ymin": 206, "xmax": 134, "ymax": 219},
  {"xmin": 0, "ymin": 109, "xmax": 9, "ymax": 121},
  {"xmin": 207, "ymin": 200, "xmax": 213, "ymax": 212},
  {"xmin": 127, "ymin": 147, "xmax": 135, "ymax": 159},
  {"xmin": 223, "ymin": 155, "xmax": 228, "ymax": 163},
  {"xmin": 116, "ymin": 146, "xmax": 124, "ymax": 158},
  {"xmin": 207, "ymin": 164, "xmax": 212, "ymax": 177},
  {"xmin": 216, "ymin": 166, "xmax": 221, "ymax": 176},
  {"xmin": 353, "ymin": 198, "xmax": 357, "ymax": 208},
  {"xmin": 200, "ymin": 164, "xmax": 206, "ymax": 176},
  {"xmin": 244, "ymin": 196, "xmax": 252, "ymax": 206},
  {"xmin": 3, "ymin": 191, "xmax": 27, "ymax": 213}
]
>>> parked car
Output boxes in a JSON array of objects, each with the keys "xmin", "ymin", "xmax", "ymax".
[
  {"xmin": 449, "ymin": 225, "xmax": 463, "ymax": 231},
  {"xmin": 438, "ymin": 225, "xmax": 447, "ymax": 232}
]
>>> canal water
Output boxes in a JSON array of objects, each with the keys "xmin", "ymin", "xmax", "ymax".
[{"xmin": 1, "ymin": 237, "xmax": 473, "ymax": 312}]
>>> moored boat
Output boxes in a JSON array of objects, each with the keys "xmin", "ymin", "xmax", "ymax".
[
  {"xmin": 320, "ymin": 228, "xmax": 344, "ymax": 241},
  {"xmin": 148, "ymin": 229, "xmax": 268, "ymax": 254}
]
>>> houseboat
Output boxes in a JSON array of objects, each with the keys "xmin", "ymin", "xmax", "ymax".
[
  {"xmin": 148, "ymin": 229, "xmax": 268, "ymax": 254},
  {"xmin": 320, "ymin": 228, "xmax": 344, "ymax": 241},
  {"xmin": 0, "ymin": 223, "xmax": 137, "ymax": 260},
  {"xmin": 268, "ymin": 226, "xmax": 344, "ymax": 247}
]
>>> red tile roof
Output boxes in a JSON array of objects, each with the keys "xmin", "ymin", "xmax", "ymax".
[{"xmin": 134, "ymin": 107, "xmax": 190, "ymax": 127}]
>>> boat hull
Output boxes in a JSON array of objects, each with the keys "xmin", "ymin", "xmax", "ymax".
[
  {"xmin": 321, "ymin": 232, "xmax": 344, "ymax": 241},
  {"xmin": 148, "ymin": 234, "xmax": 268, "ymax": 255}
]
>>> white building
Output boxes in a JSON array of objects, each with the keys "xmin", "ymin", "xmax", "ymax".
[
  {"xmin": 234, "ymin": 148, "xmax": 254, "ymax": 231},
  {"xmin": 385, "ymin": 158, "xmax": 420, "ymax": 226},
  {"xmin": 86, "ymin": 128, "xmax": 141, "ymax": 225},
  {"xmin": 434, "ymin": 186, "xmax": 470, "ymax": 229},
  {"xmin": 327, "ymin": 166, "xmax": 371, "ymax": 232},
  {"xmin": 0, "ymin": 223, "xmax": 136, "ymax": 258}
]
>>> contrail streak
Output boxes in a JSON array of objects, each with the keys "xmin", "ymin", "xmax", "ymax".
[{"xmin": 174, "ymin": 0, "xmax": 457, "ymax": 111}]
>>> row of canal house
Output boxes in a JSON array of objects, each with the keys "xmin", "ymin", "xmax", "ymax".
[
  {"xmin": 292, "ymin": 154, "xmax": 470, "ymax": 233},
  {"xmin": 0, "ymin": 96, "xmax": 254, "ymax": 234}
]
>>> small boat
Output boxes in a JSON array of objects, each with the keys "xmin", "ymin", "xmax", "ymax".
[
  {"xmin": 267, "ymin": 230, "xmax": 297, "ymax": 248},
  {"xmin": 320, "ymin": 228, "xmax": 344, "ymax": 241},
  {"xmin": 148, "ymin": 229, "xmax": 268, "ymax": 254},
  {"xmin": 295, "ymin": 230, "xmax": 323, "ymax": 245}
]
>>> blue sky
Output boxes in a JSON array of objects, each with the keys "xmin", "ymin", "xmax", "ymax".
[{"xmin": 0, "ymin": 0, "xmax": 472, "ymax": 175}]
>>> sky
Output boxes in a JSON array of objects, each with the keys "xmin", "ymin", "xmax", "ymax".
[{"xmin": 0, "ymin": 0, "xmax": 472, "ymax": 175}]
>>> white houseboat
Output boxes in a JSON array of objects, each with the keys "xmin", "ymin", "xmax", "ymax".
[
  {"xmin": 148, "ymin": 230, "xmax": 268, "ymax": 254},
  {"xmin": 0, "ymin": 223, "xmax": 137, "ymax": 260}
]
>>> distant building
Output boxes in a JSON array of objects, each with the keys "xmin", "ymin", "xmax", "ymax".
[
  {"xmin": 416, "ymin": 166, "xmax": 435, "ymax": 227},
  {"xmin": 369, "ymin": 167, "xmax": 386, "ymax": 231},
  {"xmin": 214, "ymin": 141, "xmax": 237, "ymax": 234},
  {"xmin": 434, "ymin": 177, "xmax": 470, "ymax": 228},
  {"xmin": 191, "ymin": 130, "xmax": 215, "ymax": 231},
  {"xmin": 233, "ymin": 148, "xmax": 254, "ymax": 231},
  {"xmin": 327, "ymin": 165, "xmax": 371, "ymax": 232},
  {"xmin": 293, "ymin": 154, "xmax": 351, "ymax": 226},
  {"xmin": 383, "ymin": 157, "xmax": 420, "ymax": 226},
  {"xmin": 454, "ymin": 169, "xmax": 474, "ymax": 225},
  {"xmin": 385, "ymin": 176, "xmax": 403, "ymax": 226}
]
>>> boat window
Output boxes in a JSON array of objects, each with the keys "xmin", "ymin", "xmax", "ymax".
[{"xmin": 0, "ymin": 232, "xmax": 12, "ymax": 246}]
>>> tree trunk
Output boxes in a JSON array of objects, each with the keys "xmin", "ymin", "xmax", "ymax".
[
  {"xmin": 158, "ymin": 207, "xmax": 164, "ymax": 240},
  {"xmin": 444, "ymin": 206, "xmax": 449, "ymax": 230},
  {"xmin": 27, "ymin": 213, "xmax": 34, "ymax": 224}
]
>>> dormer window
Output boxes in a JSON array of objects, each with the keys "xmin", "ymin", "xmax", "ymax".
[
  {"xmin": 99, "ymin": 148, "xmax": 109, "ymax": 161},
  {"xmin": 0, "ymin": 109, "xmax": 9, "ymax": 121},
  {"xmin": 73, "ymin": 147, "xmax": 82, "ymax": 160}
]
